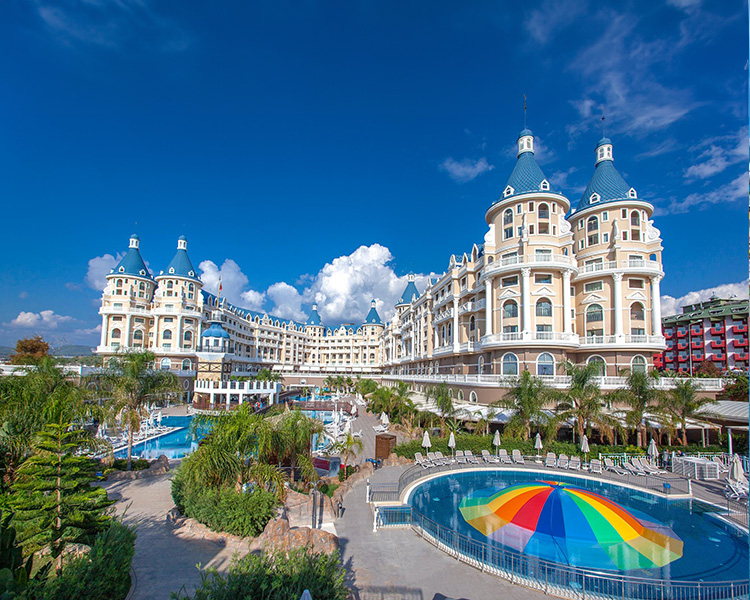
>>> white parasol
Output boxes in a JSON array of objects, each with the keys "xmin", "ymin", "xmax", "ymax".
[
  {"xmin": 448, "ymin": 431, "xmax": 456, "ymax": 458},
  {"xmin": 422, "ymin": 431, "xmax": 432, "ymax": 450},
  {"xmin": 492, "ymin": 430, "xmax": 501, "ymax": 456},
  {"xmin": 534, "ymin": 433, "xmax": 543, "ymax": 457}
]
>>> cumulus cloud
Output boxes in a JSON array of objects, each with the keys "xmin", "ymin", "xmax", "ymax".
[
  {"xmin": 661, "ymin": 280, "xmax": 749, "ymax": 317},
  {"xmin": 85, "ymin": 253, "xmax": 122, "ymax": 290},
  {"xmin": 240, "ymin": 289, "xmax": 266, "ymax": 311},
  {"xmin": 74, "ymin": 324, "xmax": 102, "ymax": 336},
  {"xmin": 266, "ymin": 283, "xmax": 306, "ymax": 321},
  {"xmin": 665, "ymin": 171, "xmax": 747, "ymax": 214},
  {"xmin": 9, "ymin": 310, "xmax": 75, "ymax": 329},
  {"xmin": 684, "ymin": 126, "xmax": 748, "ymax": 182},
  {"xmin": 440, "ymin": 157, "xmax": 494, "ymax": 183}
]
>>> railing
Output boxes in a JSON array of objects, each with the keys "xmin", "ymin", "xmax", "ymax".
[
  {"xmin": 374, "ymin": 505, "xmax": 747, "ymax": 600},
  {"xmin": 484, "ymin": 254, "xmax": 577, "ymax": 278},
  {"xmin": 727, "ymin": 498, "xmax": 749, "ymax": 529},
  {"xmin": 482, "ymin": 331, "xmax": 579, "ymax": 344}
]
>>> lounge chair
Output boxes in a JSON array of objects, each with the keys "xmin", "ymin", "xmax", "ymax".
[
  {"xmin": 464, "ymin": 450, "xmax": 480, "ymax": 464},
  {"xmin": 455, "ymin": 450, "xmax": 467, "ymax": 464},
  {"xmin": 481, "ymin": 449, "xmax": 499, "ymax": 464},
  {"xmin": 352, "ymin": 430, "xmax": 363, "ymax": 439},
  {"xmin": 568, "ymin": 456, "xmax": 581, "ymax": 470},
  {"xmin": 557, "ymin": 454, "xmax": 569, "ymax": 469},
  {"xmin": 414, "ymin": 452, "xmax": 432, "ymax": 469},
  {"xmin": 622, "ymin": 460, "xmax": 647, "ymax": 476},
  {"xmin": 603, "ymin": 458, "xmax": 628, "ymax": 476},
  {"xmin": 712, "ymin": 456, "xmax": 730, "ymax": 474},
  {"xmin": 725, "ymin": 478, "xmax": 749, "ymax": 500},
  {"xmin": 544, "ymin": 452, "xmax": 557, "ymax": 468},
  {"xmin": 589, "ymin": 459, "xmax": 603, "ymax": 474},
  {"xmin": 435, "ymin": 451, "xmax": 451, "ymax": 465},
  {"xmin": 635, "ymin": 457, "xmax": 665, "ymax": 475},
  {"xmin": 512, "ymin": 449, "xmax": 525, "ymax": 465},
  {"xmin": 426, "ymin": 452, "xmax": 443, "ymax": 466},
  {"xmin": 498, "ymin": 449, "xmax": 512, "ymax": 464}
]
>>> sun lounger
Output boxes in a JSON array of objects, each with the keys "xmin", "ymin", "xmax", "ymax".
[
  {"xmin": 545, "ymin": 452, "xmax": 557, "ymax": 468},
  {"xmin": 455, "ymin": 450, "xmax": 467, "ymax": 464},
  {"xmin": 435, "ymin": 451, "xmax": 451, "ymax": 465},
  {"xmin": 557, "ymin": 454, "xmax": 569, "ymax": 469},
  {"xmin": 726, "ymin": 478, "xmax": 749, "ymax": 500},
  {"xmin": 481, "ymin": 449, "xmax": 499, "ymax": 463},
  {"xmin": 622, "ymin": 460, "xmax": 647, "ymax": 476},
  {"xmin": 512, "ymin": 449, "xmax": 525, "ymax": 465},
  {"xmin": 464, "ymin": 450, "xmax": 480, "ymax": 464},
  {"xmin": 589, "ymin": 459, "xmax": 603, "ymax": 474},
  {"xmin": 426, "ymin": 452, "xmax": 442, "ymax": 466},
  {"xmin": 568, "ymin": 456, "xmax": 581, "ymax": 470},
  {"xmin": 352, "ymin": 430, "xmax": 363, "ymax": 439},
  {"xmin": 603, "ymin": 458, "xmax": 628, "ymax": 476},
  {"xmin": 414, "ymin": 452, "xmax": 432, "ymax": 469},
  {"xmin": 498, "ymin": 449, "xmax": 512, "ymax": 464},
  {"xmin": 712, "ymin": 456, "xmax": 730, "ymax": 474},
  {"xmin": 635, "ymin": 457, "xmax": 665, "ymax": 475}
]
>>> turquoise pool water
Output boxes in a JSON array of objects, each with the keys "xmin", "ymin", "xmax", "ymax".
[{"xmin": 408, "ymin": 470, "xmax": 748, "ymax": 583}]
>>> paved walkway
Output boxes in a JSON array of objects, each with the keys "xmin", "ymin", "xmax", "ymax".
[
  {"xmin": 102, "ymin": 470, "xmax": 247, "ymax": 600},
  {"xmin": 337, "ymin": 466, "xmax": 543, "ymax": 600}
]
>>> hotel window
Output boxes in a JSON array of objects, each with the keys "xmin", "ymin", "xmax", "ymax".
[
  {"xmin": 163, "ymin": 317, "xmax": 173, "ymax": 323},
  {"xmin": 584, "ymin": 281, "xmax": 603, "ymax": 292},
  {"xmin": 504, "ymin": 209, "xmax": 513, "ymax": 225},
  {"xmin": 502, "ymin": 353, "xmax": 519, "ymax": 375},
  {"xmin": 529, "ymin": 224, "xmax": 535, "ymax": 234},
  {"xmin": 631, "ymin": 211, "xmax": 641, "ymax": 240},
  {"xmin": 135, "ymin": 317, "xmax": 145, "ymax": 324},
  {"xmin": 587, "ymin": 216, "xmax": 599, "ymax": 245},
  {"xmin": 538, "ymin": 203, "xmax": 549, "ymax": 219},
  {"xmin": 631, "ymin": 328, "xmax": 645, "ymax": 336},
  {"xmin": 536, "ymin": 299, "xmax": 553, "ymax": 317},
  {"xmin": 517, "ymin": 226, "xmax": 523, "ymax": 237},
  {"xmin": 551, "ymin": 204, "xmax": 557, "ymax": 213},
  {"xmin": 586, "ymin": 304, "xmax": 604, "ymax": 323},
  {"xmin": 579, "ymin": 219, "xmax": 584, "ymax": 230},
  {"xmin": 622, "ymin": 231, "xmax": 628, "ymax": 241},
  {"xmin": 111, "ymin": 328, "xmax": 121, "ymax": 339},
  {"xmin": 535, "ymin": 248, "xmax": 552, "ymax": 260},
  {"xmin": 579, "ymin": 239, "xmax": 585, "ymax": 251},
  {"xmin": 621, "ymin": 208, "xmax": 628, "ymax": 219},
  {"xmin": 537, "ymin": 352, "xmax": 555, "ymax": 376},
  {"xmin": 602, "ymin": 211, "xmax": 609, "ymax": 221},
  {"xmin": 166, "ymin": 281, "xmax": 174, "ymax": 296},
  {"xmin": 503, "ymin": 325, "xmax": 518, "ymax": 333},
  {"xmin": 539, "ymin": 222, "xmax": 549, "ymax": 234},
  {"xmin": 631, "ymin": 355, "xmax": 647, "ymax": 373},
  {"xmin": 587, "ymin": 356, "xmax": 606, "ymax": 376},
  {"xmin": 516, "ymin": 204, "xmax": 522, "ymax": 214},
  {"xmin": 504, "ymin": 226, "xmax": 513, "ymax": 240},
  {"xmin": 602, "ymin": 233, "xmax": 609, "ymax": 243},
  {"xmin": 535, "ymin": 273, "xmax": 552, "ymax": 284},
  {"xmin": 502, "ymin": 252, "xmax": 518, "ymax": 265},
  {"xmin": 529, "ymin": 202, "xmax": 535, "ymax": 212},
  {"xmin": 631, "ymin": 302, "xmax": 645, "ymax": 321},
  {"xmin": 629, "ymin": 279, "xmax": 644, "ymax": 289},
  {"xmin": 133, "ymin": 330, "xmax": 143, "ymax": 346},
  {"xmin": 503, "ymin": 300, "xmax": 518, "ymax": 318}
]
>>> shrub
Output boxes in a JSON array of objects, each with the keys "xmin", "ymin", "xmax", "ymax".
[
  {"xmin": 337, "ymin": 466, "xmax": 356, "ymax": 482},
  {"xmin": 171, "ymin": 468, "xmax": 278, "ymax": 538},
  {"xmin": 171, "ymin": 548, "xmax": 348, "ymax": 600},
  {"xmin": 110, "ymin": 458, "xmax": 150, "ymax": 471},
  {"xmin": 24, "ymin": 521, "xmax": 135, "ymax": 600}
]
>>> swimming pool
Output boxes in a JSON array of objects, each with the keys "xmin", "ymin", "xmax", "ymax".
[{"xmin": 407, "ymin": 470, "xmax": 748, "ymax": 584}]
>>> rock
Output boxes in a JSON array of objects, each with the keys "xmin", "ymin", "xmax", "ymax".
[
  {"xmin": 252, "ymin": 513, "xmax": 339, "ymax": 555},
  {"xmin": 166, "ymin": 507, "xmax": 183, "ymax": 526}
]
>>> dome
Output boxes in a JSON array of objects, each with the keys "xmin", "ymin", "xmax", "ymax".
[{"xmin": 202, "ymin": 322, "xmax": 230, "ymax": 339}]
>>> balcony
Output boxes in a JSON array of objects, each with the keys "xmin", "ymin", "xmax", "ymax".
[
  {"xmin": 664, "ymin": 331, "xmax": 674, "ymax": 340},
  {"xmin": 691, "ymin": 341, "xmax": 702, "ymax": 349},
  {"xmin": 484, "ymin": 253, "xmax": 577, "ymax": 279},
  {"xmin": 690, "ymin": 327, "xmax": 703, "ymax": 336},
  {"xmin": 710, "ymin": 340, "xmax": 726, "ymax": 349},
  {"xmin": 710, "ymin": 354, "xmax": 726, "ymax": 362},
  {"xmin": 677, "ymin": 342, "xmax": 688, "ymax": 350},
  {"xmin": 678, "ymin": 355, "xmax": 688, "ymax": 362},
  {"xmin": 692, "ymin": 354, "xmax": 704, "ymax": 362},
  {"xmin": 710, "ymin": 325, "xmax": 725, "ymax": 335},
  {"xmin": 433, "ymin": 309, "xmax": 453, "ymax": 324},
  {"xmin": 458, "ymin": 299, "xmax": 486, "ymax": 315},
  {"xmin": 735, "ymin": 353, "xmax": 749, "ymax": 361},
  {"xmin": 733, "ymin": 324, "xmax": 748, "ymax": 335},
  {"xmin": 733, "ymin": 338, "xmax": 749, "ymax": 348},
  {"xmin": 676, "ymin": 330, "xmax": 687, "ymax": 338}
]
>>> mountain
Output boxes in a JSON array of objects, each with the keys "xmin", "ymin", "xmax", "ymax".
[
  {"xmin": 51, "ymin": 345, "xmax": 96, "ymax": 357},
  {"xmin": 0, "ymin": 346, "xmax": 14, "ymax": 358}
]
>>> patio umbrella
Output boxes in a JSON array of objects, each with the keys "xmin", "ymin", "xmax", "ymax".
[
  {"xmin": 459, "ymin": 481, "xmax": 683, "ymax": 571},
  {"xmin": 493, "ymin": 430, "xmax": 501, "ymax": 457},
  {"xmin": 381, "ymin": 412, "xmax": 390, "ymax": 426},
  {"xmin": 534, "ymin": 433, "xmax": 543, "ymax": 457},
  {"xmin": 580, "ymin": 434, "xmax": 590, "ymax": 463},
  {"xmin": 448, "ymin": 431, "xmax": 456, "ymax": 459},
  {"xmin": 300, "ymin": 590, "xmax": 313, "ymax": 600},
  {"xmin": 422, "ymin": 431, "xmax": 432, "ymax": 451},
  {"xmin": 647, "ymin": 439, "xmax": 659, "ymax": 464},
  {"xmin": 730, "ymin": 454, "xmax": 748, "ymax": 485}
]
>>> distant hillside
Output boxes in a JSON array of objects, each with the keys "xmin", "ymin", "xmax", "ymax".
[
  {"xmin": 0, "ymin": 346, "xmax": 14, "ymax": 358},
  {"xmin": 51, "ymin": 345, "xmax": 96, "ymax": 357}
]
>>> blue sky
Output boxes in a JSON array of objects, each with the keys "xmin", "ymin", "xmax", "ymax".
[{"xmin": 0, "ymin": 0, "xmax": 747, "ymax": 347}]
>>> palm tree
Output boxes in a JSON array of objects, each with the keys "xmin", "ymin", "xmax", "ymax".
[
  {"xmin": 255, "ymin": 368, "xmax": 281, "ymax": 383},
  {"xmin": 344, "ymin": 377, "xmax": 354, "ymax": 393},
  {"xmin": 328, "ymin": 432, "xmax": 363, "ymax": 468},
  {"xmin": 610, "ymin": 369, "xmax": 664, "ymax": 447},
  {"xmin": 494, "ymin": 371, "xmax": 551, "ymax": 440},
  {"xmin": 665, "ymin": 379, "xmax": 712, "ymax": 446},
  {"xmin": 425, "ymin": 382, "xmax": 455, "ymax": 435},
  {"xmin": 554, "ymin": 361, "xmax": 623, "ymax": 444},
  {"xmin": 275, "ymin": 410, "xmax": 324, "ymax": 485},
  {"xmin": 101, "ymin": 351, "xmax": 180, "ymax": 470}
]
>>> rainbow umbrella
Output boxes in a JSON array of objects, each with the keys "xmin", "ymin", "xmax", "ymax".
[{"xmin": 459, "ymin": 481, "xmax": 683, "ymax": 571}]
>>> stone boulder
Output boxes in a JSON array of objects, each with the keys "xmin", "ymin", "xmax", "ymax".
[
  {"xmin": 106, "ymin": 454, "xmax": 171, "ymax": 481},
  {"xmin": 249, "ymin": 514, "xmax": 339, "ymax": 556}
]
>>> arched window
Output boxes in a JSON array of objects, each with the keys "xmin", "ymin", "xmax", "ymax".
[
  {"xmin": 631, "ymin": 212, "xmax": 640, "ymax": 227},
  {"xmin": 111, "ymin": 328, "xmax": 121, "ymax": 339},
  {"xmin": 538, "ymin": 203, "xmax": 549, "ymax": 219},
  {"xmin": 503, "ymin": 300, "xmax": 518, "ymax": 319},
  {"xmin": 469, "ymin": 391, "xmax": 478, "ymax": 403},
  {"xmin": 586, "ymin": 304, "xmax": 603, "ymax": 323},
  {"xmin": 163, "ymin": 330, "xmax": 172, "ymax": 340},
  {"xmin": 469, "ymin": 316, "xmax": 476, "ymax": 332},
  {"xmin": 503, "ymin": 209, "xmax": 513, "ymax": 225},
  {"xmin": 587, "ymin": 217, "xmax": 599, "ymax": 245},
  {"xmin": 160, "ymin": 358, "xmax": 171, "ymax": 370},
  {"xmin": 181, "ymin": 359, "xmax": 192, "ymax": 370},
  {"xmin": 133, "ymin": 330, "xmax": 143, "ymax": 346},
  {"xmin": 502, "ymin": 353, "xmax": 518, "ymax": 376},
  {"xmin": 456, "ymin": 389, "xmax": 464, "ymax": 402},
  {"xmin": 478, "ymin": 355, "xmax": 484, "ymax": 374},
  {"xmin": 537, "ymin": 352, "xmax": 555, "ymax": 376},
  {"xmin": 587, "ymin": 355, "xmax": 606, "ymax": 376},
  {"xmin": 183, "ymin": 331, "xmax": 193, "ymax": 347},
  {"xmin": 536, "ymin": 298, "xmax": 552, "ymax": 317},
  {"xmin": 631, "ymin": 355, "xmax": 647, "ymax": 373},
  {"xmin": 630, "ymin": 302, "xmax": 645, "ymax": 321}
]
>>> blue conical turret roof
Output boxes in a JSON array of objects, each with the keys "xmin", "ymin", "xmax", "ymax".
[
  {"xmin": 397, "ymin": 276, "xmax": 420, "ymax": 306},
  {"xmin": 112, "ymin": 234, "xmax": 153, "ymax": 279},
  {"xmin": 575, "ymin": 138, "xmax": 642, "ymax": 213},
  {"xmin": 493, "ymin": 130, "xmax": 553, "ymax": 204},
  {"xmin": 162, "ymin": 236, "xmax": 200, "ymax": 281},
  {"xmin": 306, "ymin": 304, "xmax": 323, "ymax": 326},
  {"xmin": 363, "ymin": 300, "xmax": 382, "ymax": 325}
]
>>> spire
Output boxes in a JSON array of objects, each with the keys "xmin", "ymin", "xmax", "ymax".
[
  {"xmin": 111, "ymin": 234, "xmax": 152, "ymax": 279},
  {"xmin": 363, "ymin": 299, "xmax": 383, "ymax": 325},
  {"xmin": 161, "ymin": 235, "xmax": 199, "ymax": 280},
  {"xmin": 397, "ymin": 275, "xmax": 420, "ymax": 306},
  {"xmin": 495, "ymin": 129, "xmax": 552, "ymax": 203},
  {"xmin": 306, "ymin": 304, "xmax": 322, "ymax": 326}
]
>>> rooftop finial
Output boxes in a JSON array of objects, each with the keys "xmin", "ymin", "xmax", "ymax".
[
  {"xmin": 217, "ymin": 276, "xmax": 222, "ymax": 302},
  {"xmin": 601, "ymin": 111, "xmax": 606, "ymax": 138}
]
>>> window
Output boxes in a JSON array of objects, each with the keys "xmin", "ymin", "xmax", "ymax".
[
  {"xmin": 629, "ymin": 279, "xmax": 644, "ymax": 289},
  {"xmin": 111, "ymin": 328, "xmax": 121, "ymax": 339},
  {"xmin": 579, "ymin": 219, "xmax": 584, "ymax": 230},
  {"xmin": 503, "ymin": 300, "xmax": 518, "ymax": 318},
  {"xmin": 584, "ymin": 281, "xmax": 603, "ymax": 292},
  {"xmin": 579, "ymin": 239, "xmax": 585, "ymax": 251},
  {"xmin": 590, "ymin": 193, "xmax": 600, "ymax": 204},
  {"xmin": 502, "ymin": 252, "xmax": 518, "ymax": 264},
  {"xmin": 504, "ymin": 226, "xmax": 514, "ymax": 240},
  {"xmin": 630, "ymin": 302, "xmax": 645, "ymax": 320},
  {"xmin": 622, "ymin": 209, "xmax": 628, "ymax": 219},
  {"xmin": 469, "ymin": 316, "xmax": 476, "ymax": 331},
  {"xmin": 160, "ymin": 358, "xmax": 171, "ymax": 371},
  {"xmin": 536, "ymin": 324, "xmax": 552, "ymax": 331},
  {"xmin": 502, "ymin": 276, "xmax": 518, "ymax": 287},
  {"xmin": 552, "ymin": 204, "xmax": 557, "ymax": 213},
  {"xmin": 538, "ymin": 203, "xmax": 549, "ymax": 219},
  {"xmin": 163, "ymin": 330, "xmax": 173, "ymax": 340},
  {"xmin": 182, "ymin": 359, "xmax": 192, "ymax": 370},
  {"xmin": 516, "ymin": 204, "xmax": 522, "ymax": 214},
  {"xmin": 539, "ymin": 222, "xmax": 549, "ymax": 234},
  {"xmin": 631, "ymin": 328, "xmax": 645, "ymax": 336},
  {"xmin": 502, "ymin": 353, "xmax": 518, "ymax": 375},
  {"xmin": 622, "ymin": 231, "xmax": 628, "ymax": 241},
  {"xmin": 504, "ymin": 209, "xmax": 513, "ymax": 225},
  {"xmin": 586, "ymin": 304, "xmax": 603, "ymax": 323},
  {"xmin": 535, "ymin": 248, "xmax": 552, "ymax": 260},
  {"xmin": 469, "ymin": 391, "xmax": 478, "ymax": 403},
  {"xmin": 536, "ymin": 298, "xmax": 552, "ymax": 317},
  {"xmin": 587, "ymin": 216, "xmax": 599, "ymax": 245},
  {"xmin": 133, "ymin": 330, "xmax": 143, "ymax": 345},
  {"xmin": 603, "ymin": 233, "xmax": 609, "ymax": 243},
  {"xmin": 540, "ymin": 180, "xmax": 549, "ymax": 191},
  {"xmin": 631, "ymin": 355, "xmax": 647, "ymax": 373},
  {"xmin": 631, "ymin": 212, "xmax": 640, "ymax": 227},
  {"xmin": 529, "ymin": 225, "xmax": 535, "ymax": 235},
  {"xmin": 529, "ymin": 202, "xmax": 535, "ymax": 212},
  {"xmin": 184, "ymin": 330, "xmax": 193, "ymax": 346},
  {"xmin": 503, "ymin": 325, "xmax": 518, "ymax": 333},
  {"xmin": 537, "ymin": 352, "xmax": 555, "ymax": 376},
  {"xmin": 602, "ymin": 211, "xmax": 609, "ymax": 221},
  {"xmin": 535, "ymin": 273, "xmax": 552, "ymax": 284},
  {"xmin": 587, "ymin": 356, "xmax": 606, "ymax": 376}
]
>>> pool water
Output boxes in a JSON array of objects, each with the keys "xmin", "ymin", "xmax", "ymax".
[{"xmin": 408, "ymin": 470, "xmax": 748, "ymax": 583}]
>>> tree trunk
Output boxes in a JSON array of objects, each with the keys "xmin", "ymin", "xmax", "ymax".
[
  {"xmin": 682, "ymin": 420, "xmax": 688, "ymax": 446},
  {"xmin": 127, "ymin": 427, "xmax": 134, "ymax": 471}
]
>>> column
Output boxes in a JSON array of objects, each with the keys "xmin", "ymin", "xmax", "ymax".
[
  {"xmin": 562, "ymin": 270, "xmax": 572, "ymax": 334},
  {"xmin": 521, "ymin": 268, "xmax": 531, "ymax": 339},
  {"xmin": 651, "ymin": 275, "xmax": 662, "ymax": 337},
  {"xmin": 452, "ymin": 298, "xmax": 460, "ymax": 352},
  {"xmin": 484, "ymin": 279, "xmax": 493, "ymax": 337},
  {"xmin": 123, "ymin": 315, "xmax": 131, "ymax": 351},
  {"xmin": 613, "ymin": 273, "xmax": 623, "ymax": 339},
  {"xmin": 100, "ymin": 314, "xmax": 108, "ymax": 348}
]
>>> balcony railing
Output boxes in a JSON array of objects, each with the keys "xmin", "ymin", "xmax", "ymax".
[
  {"xmin": 733, "ymin": 338, "xmax": 748, "ymax": 348},
  {"xmin": 732, "ymin": 324, "xmax": 748, "ymax": 334},
  {"xmin": 484, "ymin": 253, "xmax": 576, "ymax": 277},
  {"xmin": 710, "ymin": 325, "xmax": 725, "ymax": 335}
]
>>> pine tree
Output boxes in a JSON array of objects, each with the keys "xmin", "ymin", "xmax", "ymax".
[{"xmin": 11, "ymin": 421, "xmax": 113, "ymax": 574}]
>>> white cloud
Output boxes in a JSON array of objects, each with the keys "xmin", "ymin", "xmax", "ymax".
[
  {"xmin": 684, "ymin": 126, "xmax": 748, "ymax": 181},
  {"xmin": 74, "ymin": 324, "xmax": 102, "ymax": 336},
  {"xmin": 524, "ymin": 0, "xmax": 587, "ymax": 45},
  {"xmin": 9, "ymin": 310, "xmax": 75, "ymax": 329},
  {"xmin": 548, "ymin": 167, "xmax": 584, "ymax": 195},
  {"xmin": 85, "ymin": 253, "xmax": 122, "ymax": 290},
  {"xmin": 266, "ymin": 283, "xmax": 306, "ymax": 321},
  {"xmin": 18, "ymin": 291, "xmax": 28, "ymax": 299},
  {"xmin": 661, "ymin": 280, "xmax": 749, "ymax": 317},
  {"xmin": 665, "ymin": 171, "xmax": 747, "ymax": 214},
  {"xmin": 240, "ymin": 289, "xmax": 266, "ymax": 311},
  {"xmin": 440, "ymin": 157, "xmax": 494, "ymax": 183}
]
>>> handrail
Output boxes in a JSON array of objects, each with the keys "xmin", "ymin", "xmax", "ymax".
[{"xmin": 375, "ymin": 505, "xmax": 747, "ymax": 600}]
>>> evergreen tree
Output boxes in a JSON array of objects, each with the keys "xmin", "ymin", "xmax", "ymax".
[{"xmin": 11, "ymin": 419, "xmax": 112, "ymax": 574}]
